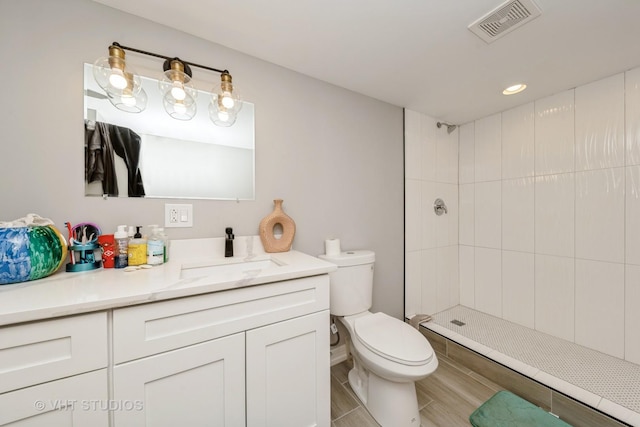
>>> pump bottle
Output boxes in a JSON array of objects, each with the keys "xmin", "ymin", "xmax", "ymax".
[
  {"xmin": 128, "ymin": 226, "xmax": 147, "ymax": 266},
  {"xmin": 146, "ymin": 225, "xmax": 164, "ymax": 266},
  {"xmin": 114, "ymin": 225, "xmax": 129, "ymax": 269}
]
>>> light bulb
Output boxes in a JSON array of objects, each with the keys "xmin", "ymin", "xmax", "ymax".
[
  {"xmin": 221, "ymin": 92, "xmax": 235, "ymax": 109},
  {"xmin": 171, "ymin": 81, "xmax": 186, "ymax": 101},
  {"xmin": 109, "ymin": 69, "xmax": 127, "ymax": 89}
]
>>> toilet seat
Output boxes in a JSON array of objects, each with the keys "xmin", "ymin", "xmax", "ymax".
[{"xmin": 354, "ymin": 312, "xmax": 434, "ymax": 366}]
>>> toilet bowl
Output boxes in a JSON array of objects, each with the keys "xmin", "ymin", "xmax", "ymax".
[
  {"xmin": 342, "ymin": 312, "xmax": 438, "ymax": 382},
  {"xmin": 318, "ymin": 250, "xmax": 439, "ymax": 427},
  {"xmin": 339, "ymin": 311, "xmax": 438, "ymax": 427}
]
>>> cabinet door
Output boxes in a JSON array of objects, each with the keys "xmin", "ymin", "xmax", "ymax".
[
  {"xmin": 246, "ymin": 310, "xmax": 330, "ymax": 427},
  {"xmin": 0, "ymin": 369, "xmax": 108, "ymax": 426},
  {"xmin": 113, "ymin": 332, "xmax": 245, "ymax": 427}
]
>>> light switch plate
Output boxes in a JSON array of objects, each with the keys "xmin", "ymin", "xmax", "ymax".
[{"xmin": 165, "ymin": 203, "xmax": 193, "ymax": 228}]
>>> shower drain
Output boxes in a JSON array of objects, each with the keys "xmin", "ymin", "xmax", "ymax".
[{"xmin": 451, "ymin": 319, "xmax": 466, "ymax": 326}]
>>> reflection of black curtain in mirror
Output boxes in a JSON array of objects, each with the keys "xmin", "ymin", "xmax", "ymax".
[{"xmin": 85, "ymin": 121, "xmax": 145, "ymax": 197}]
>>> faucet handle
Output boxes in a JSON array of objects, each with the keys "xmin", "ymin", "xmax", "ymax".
[{"xmin": 225, "ymin": 227, "xmax": 234, "ymax": 239}]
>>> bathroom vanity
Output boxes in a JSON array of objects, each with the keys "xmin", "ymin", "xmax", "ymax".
[{"xmin": 0, "ymin": 237, "xmax": 335, "ymax": 427}]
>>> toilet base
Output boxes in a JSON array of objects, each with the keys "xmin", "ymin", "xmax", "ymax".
[{"xmin": 348, "ymin": 363, "xmax": 422, "ymax": 427}]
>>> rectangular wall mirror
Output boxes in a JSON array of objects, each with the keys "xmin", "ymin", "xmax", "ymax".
[{"xmin": 83, "ymin": 63, "xmax": 255, "ymax": 200}]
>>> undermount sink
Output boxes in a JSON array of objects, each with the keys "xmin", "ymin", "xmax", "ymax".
[{"xmin": 180, "ymin": 256, "xmax": 283, "ymax": 279}]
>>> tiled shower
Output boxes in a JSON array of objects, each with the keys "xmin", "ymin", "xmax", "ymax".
[{"xmin": 405, "ymin": 66, "xmax": 640, "ymax": 366}]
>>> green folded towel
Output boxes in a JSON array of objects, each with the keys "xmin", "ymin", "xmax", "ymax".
[{"xmin": 470, "ymin": 391, "xmax": 572, "ymax": 427}]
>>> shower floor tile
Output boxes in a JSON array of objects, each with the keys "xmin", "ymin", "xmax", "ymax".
[{"xmin": 423, "ymin": 305, "xmax": 640, "ymax": 426}]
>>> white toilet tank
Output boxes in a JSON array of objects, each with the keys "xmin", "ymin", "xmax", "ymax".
[{"xmin": 318, "ymin": 250, "xmax": 375, "ymax": 316}]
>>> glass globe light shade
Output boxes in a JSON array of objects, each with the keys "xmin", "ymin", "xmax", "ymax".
[
  {"xmin": 158, "ymin": 60, "xmax": 197, "ymax": 104},
  {"xmin": 163, "ymin": 92, "xmax": 196, "ymax": 120},
  {"xmin": 210, "ymin": 72, "xmax": 242, "ymax": 117},
  {"xmin": 93, "ymin": 46, "xmax": 142, "ymax": 98}
]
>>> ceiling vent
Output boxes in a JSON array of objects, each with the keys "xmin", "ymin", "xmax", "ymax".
[{"xmin": 468, "ymin": 0, "xmax": 542, "ymax": 43}]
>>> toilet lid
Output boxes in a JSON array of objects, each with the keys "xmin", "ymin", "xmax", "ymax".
[{"xmin": 354, "ymin": 312, "xmax": 434, "ymax": 366}]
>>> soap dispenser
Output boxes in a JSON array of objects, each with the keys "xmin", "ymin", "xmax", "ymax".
[
  {"xmin": 225, "ymin": 227, "xmax": 234, "ymax": 257},
  {"xmin": 128, "ymin": 226, "xmax": 147, "ymax": 266}
]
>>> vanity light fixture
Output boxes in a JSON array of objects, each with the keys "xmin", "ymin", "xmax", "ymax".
[
  {"xmin": 93, "ymin": 42, "xmax": 242, "ymax": 126},
  {"xmin": 502, "ymin": 83, "xmax": 527, "ymax": 95}
]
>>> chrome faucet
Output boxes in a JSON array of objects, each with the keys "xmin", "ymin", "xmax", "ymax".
[{"xmin": 225, "ymin": 227, "xmax": 234, "ymax": 257}]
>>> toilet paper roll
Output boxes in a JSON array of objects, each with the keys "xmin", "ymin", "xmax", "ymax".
[{"xmin": 325, "ymin": 238, "xmax": 341, "ymax": 256}]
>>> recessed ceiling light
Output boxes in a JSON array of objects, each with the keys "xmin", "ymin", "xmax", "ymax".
[{"xmin": 503, "ymin": 83, "xmax": 527, "ymax": 95}]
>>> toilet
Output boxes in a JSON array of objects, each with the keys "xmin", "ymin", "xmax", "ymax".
[{"xmin": 319, "ymin": 250, "xmax": 438, "ymax": 427}]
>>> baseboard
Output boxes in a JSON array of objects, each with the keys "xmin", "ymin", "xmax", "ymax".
[{"xmin": 330, "ymin": 344, "xmax": 348, "ymax": 366}]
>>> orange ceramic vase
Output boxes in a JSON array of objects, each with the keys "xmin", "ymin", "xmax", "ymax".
[{"xmin": 259, "ymin": 199, "xmax": 296, "ymax": 253}]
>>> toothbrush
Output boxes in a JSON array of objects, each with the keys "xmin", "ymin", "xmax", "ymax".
[{"xmin": 65, "ymin": 222, "xmax": 75, "ymax": 265}]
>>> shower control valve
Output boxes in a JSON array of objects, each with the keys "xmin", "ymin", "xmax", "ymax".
[{"xmin": 434, "ymin": 198, "xmax": 448, "ymax": 216}]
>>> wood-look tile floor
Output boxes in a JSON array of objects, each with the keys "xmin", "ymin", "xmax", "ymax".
[{"xmin": 330, "ymin": 351, "xmax": 503, "ymax": 427}]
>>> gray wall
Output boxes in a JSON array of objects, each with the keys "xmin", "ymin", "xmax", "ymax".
[{"xmin": 0, "ymin": 0, "xmax": 405, "ymax": 318}]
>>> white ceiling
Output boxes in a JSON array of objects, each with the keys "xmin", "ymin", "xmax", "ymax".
[{"xmin": 93, "ymin": 0, "xmax": 640, "ymax": 125}]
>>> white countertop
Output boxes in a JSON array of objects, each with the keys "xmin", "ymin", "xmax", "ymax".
[{"xmin": 0, "ymin": 236, "xmax": 337, "ymax": 326}]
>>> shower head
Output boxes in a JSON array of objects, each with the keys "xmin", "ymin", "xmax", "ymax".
[{"xmin": 437, "ymin": 122, "xmax": 457, "ymax": 134}]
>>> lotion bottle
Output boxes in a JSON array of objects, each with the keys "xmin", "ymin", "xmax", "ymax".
[{"xmin": 146, "ymin": 225, "xmax": 164, "ymax": 266}]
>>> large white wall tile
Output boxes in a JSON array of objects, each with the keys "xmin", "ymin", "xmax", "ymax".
[
  {"xmin": 535, "ymin": 173, "xmax": 575, "ymax": 257},
  {"xmin": 502, "ymin": 178, "xmax": 534, "ymax": 253},
  {"xmin": 502, "ymin": 102, "xmax": 534, "ymax": 179},
  {"xmin": 421, "ymin": 181, "xmax": 436, "ymax": 250},
  {"xmin": 475, "ymin": 181, "xmax": 501, "ymax": 249},
  {"xmin": 575, "ymin": 259, "xmax": 624, "ymax": 358},
  {"xmin": 437, "ymin": 246, "xmax": 459, "ymax": 312},
  {"xmin": 404, "ymin": 109, "xmax": 421, "ymax": 180},
  {"xmin": 625, "ymin": 264, "xmax": 640, "ymax": 364},
  {"xmin": 575, "ymin": 168, "xmax": 624, "ymax": 263},
  {"xmin": 534, "ymin": 90, "xmax": 575, "ymax": 175},
  {"xmin": 459, "ymin": 245, "xmax": 475, "ymax": 308},
  {"xmin": 475, "ymin": 113, "xmax": 502, "ymax": 182},
  {"xmin": 475, "ymin": 247, "xmax": 502, "ymax": 317},
  {"xmin": 626, "ymin": 166, "xmax": 640, "ymax": 265},
  {"xmin": 459, "ymin": 122, "xmax": 475, "ymax": 184},
  {"xmin": 436, "ymin": 183, "xmax": 458, "ymax": 247},
  {"xmin": 502, "ymin": 251, "xmax": 534, "ymax": 328},
  {"xmin": 626, "ymin": 67, "xmax": 640, "ymax": 166},
  {"xmin": 404, "ymin": 109, "xmax": 460, "ymax": 319},
  {"xmin": 420, "ymin": 249, "xmax": 437, "ymax": 315},
  {"xmin": 405, "ymin": 179, "xmax": 421, "ymax": 252},
  {"xmin": 421, "ymin": 114, "xmax": 437, "ymax": 182},
  {"xmin": 575, "ymin": 73, "xmax": 624, "ymax": 171},
  {"xmin": 535, "ymin": 254, "xmax": 574, "ymax": 342},
  {"xmin": 459, "ymin": 184, "xmax": 475, "ymax": 246},
  {"xmin": 437, "ymin": 125, "xmax": 459, "ymax": 184},
  {"xmin": 404, "ymin": 250, "xmax": 421, "ymax": 318}
]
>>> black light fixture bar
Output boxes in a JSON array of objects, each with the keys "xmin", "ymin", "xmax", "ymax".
[{"xmin": 111, "ymin": 41, "xmax": 229, "ymax": 75}]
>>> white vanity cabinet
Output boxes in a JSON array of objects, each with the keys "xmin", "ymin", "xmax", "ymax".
[
  {"xmin": 111, "ymin": 274, "xmax": 330, "ymax": 427},
  {"xmin": 0, "ymin": 312, "xmax": 109, "ymax": 426},
  {"xmin": 0, "ymin": 248, "xmax": 333, "ymax": 427}
]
